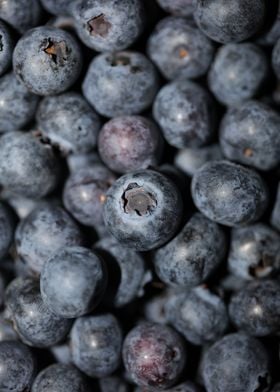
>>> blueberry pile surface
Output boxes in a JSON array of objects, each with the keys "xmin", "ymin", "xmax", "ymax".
[{"xmin": 2, "ymin": 0, "xmax": 280, "ymax": 391}]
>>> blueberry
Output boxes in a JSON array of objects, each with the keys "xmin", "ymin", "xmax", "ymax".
[
  {"xmin": 0, "ymin": 132, "xmax": 60, "ymax": 198},
  {"xmin": 99, "ymin": 376, "xmax": 130, "ymax": 392},
  {"xmin": 257, "ymin": 4, "xmax": 280, "ymax": 46},
  {"xmin": 5, "ymin": 277, "xmax": 72, "ymax": 347},
  {"xmin": 16, "ymin": 202, "xmax": 84, "ymax": 274},
  {"xmin": 0, "ymin": 72, "xmax": 39, "ymax": 132},
  {"xmin": 208, "ymin": 43, "xmax": 268, "ymax": 106},
  {"xmin": 135, "ymin": 381, "xmax": 203, "ymax": 392},
  {"xmin": 103, "ymin": 169, "xmax": 183, "ymax": 251},
  {"xmin": 40, "ymin": 0, "xmax": 76, "ymax": 15},
  {"xmin": 72, "ymin": 0, "xmax": 145, "ymax": 52},
  {"xmin": 156, "ymin": 0, "xmax": 194, "ymax": 17},
  {"xmin": 40, "ymin": 246, "xmax": 107, "ymax": 318},
  {"xmin": 123, "ymin": 322, "xmax": 187, "ymax": 389},
  {"xmin": 191, "ymin": 160, "xmax": 268, "ymax": 227},
  {"xmin": 0, "ymin": 313, "xmax": 19, "ymax": 342},
  {"xmin": 67, "ymin": 151, "xmax": 102, "ymax": 173},
  {"xmin": 0, "ymin": 340, "xmax": 35, "ymax": 392},
  {"xmin": 0, "ymin": 202, "xmax": 15, "ymax": 259},
  {"xmin": 31, "ymin": 363, "xmax": 90, "ymax": 392},
  {"xmin": 220, "ymin": 101, "xmax": 280, "ymax": 170},
  {"xmin": 193, "ymin": 0, "xmax": 266, "ymax": 44},
  {"xmin": 70, "ymin": 314, "xmax": 123, "ymax": 378},
  {"xmin": 98, "ymin": 116, "xmax": 163, "ymax": 174},
  {"xmin": 144, "ymin": 290, "xmax": 172, "ymax": 325},
  {"xmin": 154, "ymin": 213, "xmax": 226, "ymax": 287},
  {"xmin": 153, "ymin": 80, "xmax": 214, "ymax": 149},
  {"xmin": 37, "ymin": 93, "xmax": 101, "ymax": 154},
  {"xmin": 82, "ymin": 51, "xmax": 159, "ymax": 118},
  {"xmin": 271, "ymin": 182, "xmax": 280, "ymax": 231},
  {"xmin": 229, "ymin": 279, "xmax": 280, "ymax": 336},
  {"xmin": 94, "ymin": 236, "xmax": 146, "ymax": 307},
  {"xmin": 63, "ymin": 163, "xmax": 116, "ymax": 228},
  {"xmin": 174, "ymin": 144, "xmax": 223, "ymax": 177},
  {"xmin": 228, "ymin": 224, "xmax": 280, "ymax": 280},
  {"xmin": 165, "ymin": 286, "xmax": 228, "ymax": 345},
  {"xmin": 13, "ymin": 26, "xmax": 82, "ymax": 96},
  {"xmin": 147, "ymin": 17, "xmax": 214, "ymax": 80},
  {"xmin": 202, "ymin": 333, "xmax": 270, "ymax": 392},
  {"xmin": 0, "ymin": 0, "xmax": 42, "ymax": 33},
  {"xmin": 0, "ymin": 20, "xmax": 14, "ymax": 76}
]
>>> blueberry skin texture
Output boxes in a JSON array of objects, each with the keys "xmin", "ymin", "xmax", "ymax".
[
  {"xmin": 82, "ymin": 51, "xmax": 159, "ymax": 118},
  {"xmin": 40, "ymin": 0, "xmax": 76, "ymax": 15},
  {"xmin": 156, "ymin": 0, "xmax": 194, "ymax": 17},
  {"xmin": 99, "ymin": 377, "xmax": 130, "ymax": 392},
  {"xmin": 37, "ymin": 93, "xmax": 101, "ymax": 154},
  {"xmin": 208, "ymin": 43, "xmax": 268, "ymax": 107},
  {"xmin": 165, "ymin": 286, "xmax": 228, "ymax": 345},
  {"xmin": 5, "ymin": 277, "xmax": 72, "ymax": 348},
  {"xmin": 228, "ymin": 224, "xmax": 280, "ymax": 281},
  {"xmin": 147, "ymin": 17, "xmax": 214, "ymax": 80},
  {"xmin": 191, "ymin": 160, "xmax": 268, "ymax": 227},
  {"xmin": 220, "ymin": 101, "xmax": 280, "ymax": 171},
  {"xmin": 229, "ymin": 279, "xmax": 280, "ymax": 337},
  {"xmin": 0, "ymin": 340, "xmax": 35, "ymax": 392},
  {"xmin": 154, "ymin": 213, "xmax": 226, "ymax": 287},
  {"xmin": 98, "ymin": 116, "xmax": 163, "ymax": 174},
  {"xmin": 0, "ymin": 20, "xmax": 14, "ymax": 76},
  {"xmin": 202, "ymin": 333, "xmax": 270, "ymax": 392},
  {"xmin": 40, "ymin": 246, "xmax": 107, "ymax": 318},
  {"xmin": 0, "ymin": 132, "xmax": 60, "ymax": 199},
  {"xmin": 63, "ymin": 163, "xmax": 116, "ymax": 227},
  {"xmin": 31, "ymin": 364, "xmax": 89, "ymax": 392},
  {"xmin": 0, "ymin": 72, "xmax": 39, "ymax": 132},
  {"xmin": 153, "ymin": 80, "xmax": 214, "ymax": 149},
  {"xmin": 193, "ymin": 0, "xmax": 265, "ymax": 44},
  {"xmin": 174, "ymin": 144, "xmax": 222, "ymax": 177},
  {"xmin": 95, "ymin": 236, "xmax": 145, "ymax": 307},
  {"xmin": 0, "ymin": 202, "xmax": 15, "ymax": 259},
  {"xmin": 70, "ymin": 314, "xmax": 123, "ymax": 378},
  {"xmin": 103, "ymin": 169, "xmax": 183, "ymax": 251},
  {"xmin": 123, "ymin": 322, "xmax": 186, "ymax": 390},
  {"xmin": 72, "ymin": 0, "xmax": 145, "ymax": 52},
  {"xmin": 135, "ymin": 381, "xmax": 203, "ymax": 392},
  {"xmin": 16, "ymin": 203, "xmax": 84, "ymax": 274},
  {"xmin": 13, "ymin": 26, "xmax": 82, "ymax": 96},
  {"xmin": 0, "ymin": 0, "xmax": 42, "ymax": 34}
]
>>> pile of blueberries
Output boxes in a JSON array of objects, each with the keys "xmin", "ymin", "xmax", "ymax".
[{"xmin": 2, "ymin": 0, "xmax": 280, "ymax": 391}]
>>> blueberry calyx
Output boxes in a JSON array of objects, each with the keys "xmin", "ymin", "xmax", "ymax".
[
  {"xmin": 87, "ymin": 14, "xmax": 111, "ymax": 37},
  {"xmin": 43, "ymin": 38, "xmax": 68, "ymax": 66},
  {"xmin": 122, "ymin": 183, "xmax": 157, "ymax": 216}
]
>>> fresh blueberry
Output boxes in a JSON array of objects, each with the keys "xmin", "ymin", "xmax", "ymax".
[
  {"xmin": 70, "ymin": 314, "xmax": 123, "ymax": 378},
  {"xmin": 82, "ymin": 51, "xmax": 159, "ymax": 118},
  {"xmin": 0, "ymin": 202, "xmax": 15, "ymax": 259},
  {"xmin": 228, "ymin": 224, "xmax": 280, "ymax": 280},
  {"xmin": 144, "ymin": 290, "xmax": 173, "ymax": 325},
  {"xmin": 16, "ymin": 202, "xmax": 84, "ymax": 274},
  {"xmin": 0, "ymin": 20, "xmax": 14, "ymax": 76},
  {"xmin": 156, "ymin": 0, "xmax": 194, "ymax": 17},
  {"xmin": 13, "ymin": 26, "xmax": 82, "ymax": 96},
  {"xmin": 0, "ymin": 0, "xmax": 42, "ymax": 33},
  {"xmin": 191, "ymin": 160, "xmax": 268, "ymax": 227},
  {"xmin": 0, "ymin": 132, "xmax": 60, "ymax": 198},
  {"xmin": 202, "ymin": 333, "xmax": 270, "ymax": 392},
  {"xmin": 147, "ymin": 17, "xmax": 214, "ymax": 80},
  {"xmin": 5, "ymin": 277, "xmax": 72, "ymax": 347},
  {"xmin": 0, "ymin": 313, "xmax": 19, "ymax": 342},
  {"xmin": 220, "ymin": 101, "xmax": 280, "ymax": 171},
  {"xmin": 99, "ymin": 376, "xmax": 130, "ymax": 392},
  {"xmin": 72, "ymin": 0, "xmax": 145, "ymax": 52},
  {"xmin": 154, "ymin": 213, "xmax": 226, "ymax": 287},
  {"xmin": 98, "ymin": 116, "xmax": 163, "ymax": 174},
  {"xmin": 208, "ymin": 43, "xmax": 268, "ymax": 106},
  {"xmin": 174, "ymin": 144, "xmax": 223, "ymax": 177},
  {"xmin": 63, "ymin": 163, "xmax": 116, "ymax": 228},
  {"xmin": 31, "ymin": 363, "xmax": 90, "ymax": 392},
  {"xmin": 271, "ymin": 182, "xmax": 280, "ymax": 232},
  {"xmin": 67, "ymin": 151, "xmax": 102, "ymax": 173},
  {"xmin": 0, "ymin": 72, "xmax": 39, "ymax": 132},
  {"xmin": 40, "ymin": 246, "xmax": 107, "ymax": 318},
  {"xmin": 40, "ymin": 0, "xmax": 76, "ymax": 15},
  {"xmin": 193, "ymin": 0, "xmax": 266, "ymax": 44},
  {"xmin": 229, "ymin": 279, "xmax": 280, "ymax": 336},
  {"xmin": 165, "ymin": 286, "xmax": 228, "ymax": 345},
  {"xmin": 123, "ymin": 322, "xmax": 187, "ymax": 390},
  {"xmin": 94, "ymin": 236, "xmax": 146, "ymax": 307},
  {"xmin": 36, "ymin": 92, "xmax": 101, "ymax": 154},
  {"xmin": 135, "ymin": 381, "xmax": 204, "ymax": 392},
  {"xmin": 103, "ymin": 169, "xmax": 183, "ymax": 251},
  {"xmin": 153, "ymin": 80, "xmax": 214, "ymax": 149},
  {"xmin": 0, "ymin": 340, "xmax": 36, "ymax": 392}
]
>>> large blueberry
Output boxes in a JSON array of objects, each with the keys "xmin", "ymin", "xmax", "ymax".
[
  {"xmin": 0, "ymin": 20, "xmax": 14, "ymax": 76},
  {"xmin": 0, "ymin": 0, "xmax": 42, "ymax": 33}
]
